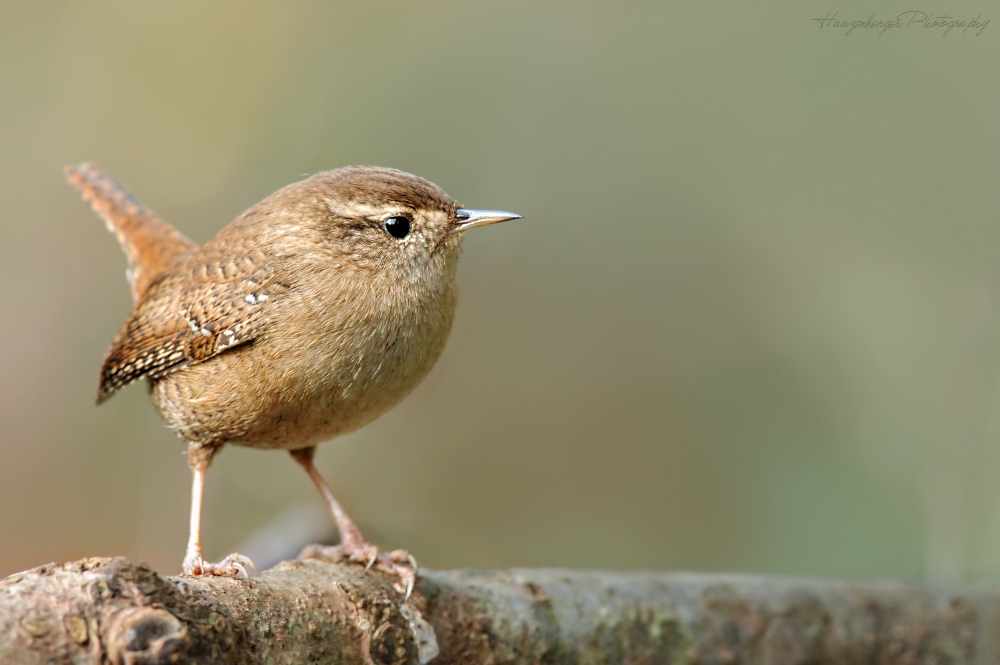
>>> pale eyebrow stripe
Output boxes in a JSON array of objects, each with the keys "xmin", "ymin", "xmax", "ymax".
[{"xmin": 324, "ymin": 198, "xmax": 411, "ymax": 219}]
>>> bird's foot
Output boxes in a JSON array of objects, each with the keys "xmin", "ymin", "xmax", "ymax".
[
  {"xmin": 183, "ymin": 551, "xmax": 257, "ymax": 580},
  {"xmin": 299, "ymin": 542, "xmax": 418, "ymax": 599}
]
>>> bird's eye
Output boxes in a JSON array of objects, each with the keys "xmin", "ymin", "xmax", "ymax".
[{"xmin": 382, "ymin": 215, "xmax": 411, "ymax": 239}]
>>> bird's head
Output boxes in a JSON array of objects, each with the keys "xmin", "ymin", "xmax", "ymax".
[{"xmin": 292, "ymin": 166, "xmax": 520, "ymax": 287}]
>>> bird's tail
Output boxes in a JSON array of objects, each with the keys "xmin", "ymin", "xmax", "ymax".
[{"xmin": 65, "ymin": 162, "xmax": 197, "ymax": 304}]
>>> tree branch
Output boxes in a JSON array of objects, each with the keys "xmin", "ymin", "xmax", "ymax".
[{"xmin": 1, "ymin": 557, "xmax": 998, "ymax": 664}]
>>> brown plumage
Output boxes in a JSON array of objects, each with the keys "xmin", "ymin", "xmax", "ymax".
[
  {"xmin": 66, "ymin": 163, "xmax": 196, "ymax": 304},
  {"xmin": 67, "ymin": 162, "xmax": 521, "ymax": 590}
]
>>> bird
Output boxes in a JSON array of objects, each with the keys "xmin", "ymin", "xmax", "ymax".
[{"xmin": 66, "ymin": 162, "xmax": 521, "ymax": 595}]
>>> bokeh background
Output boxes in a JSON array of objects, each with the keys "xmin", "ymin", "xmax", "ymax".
[{"xmin": 2, "ymin": 1, "xmax": 999, "ymax": 583}]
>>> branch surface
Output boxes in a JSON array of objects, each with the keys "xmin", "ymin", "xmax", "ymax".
[{"xmin": 1, "ymin": 557, "xmax": 999, "ymax": 664}]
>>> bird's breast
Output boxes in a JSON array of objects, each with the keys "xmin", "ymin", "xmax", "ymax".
[{"xmin": 237, "ymin": 280, "xmax": 456, "ymax": 448}]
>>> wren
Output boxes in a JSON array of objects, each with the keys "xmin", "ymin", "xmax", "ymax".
[{"xmin": 66, "ymin": 163, "xmax": 521, "ymax": 594}]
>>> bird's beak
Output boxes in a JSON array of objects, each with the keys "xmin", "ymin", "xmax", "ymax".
[{"xmin": 453, "ymin": 209, "xmax": 523, "ymax": 232}]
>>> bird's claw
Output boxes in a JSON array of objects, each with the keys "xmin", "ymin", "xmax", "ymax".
[
  {"xmin": 396, "ymin": 567, "xmax": 416, "ymax": 600},
  {"xmin": 299, "ymin": 543, "xmax": 418, "ymax": 598},
  {"xmin": 183, "ymin": 552, "xmax": 257, "ymax": 582},
  {"xmin": 387, "ymin": 550, "xmax": 418, "ymax": 569},
  {"xmin": 228, "ymin": 554, "xmax": 258, "ymax": 579}
]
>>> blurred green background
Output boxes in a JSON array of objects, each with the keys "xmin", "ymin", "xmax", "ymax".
[{"xmin": 2, "ymin": 1, "xmax": 999, "ymax": 583}]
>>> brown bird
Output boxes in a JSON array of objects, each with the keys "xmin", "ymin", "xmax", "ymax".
[{"xmin": 66, "ymin": 163, "xmax": 521, "ymax": 594}]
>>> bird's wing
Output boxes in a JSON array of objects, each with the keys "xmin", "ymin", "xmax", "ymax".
[
  {"xmin": 66, "ymin": 162, "xmax": 198, "ymax": 304},
  {"xmin": 96, "ymin": 250, "xmax": 291, "ymax": 403}
]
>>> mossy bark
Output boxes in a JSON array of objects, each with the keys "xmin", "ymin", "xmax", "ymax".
[{"xmin": 2, "ymin": 557, "xmax": 999, "ymax": 664}]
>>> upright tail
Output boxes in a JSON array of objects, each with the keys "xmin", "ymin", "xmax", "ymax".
[{"xmin": 65, "ymin": 162, "xmax": 198, "ymax": 304}]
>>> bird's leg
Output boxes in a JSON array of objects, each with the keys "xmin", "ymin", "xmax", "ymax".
[
  {"xmin": 181, "ymin": 444, "xmax": 256, "ymax": 579},
  {"xmin": 290, "ymin": 446, "xmax": 416, "ymax": 597},
  {"xmin": 291, "ymin": 446, "xmax": 367, "ymax": 552}
]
